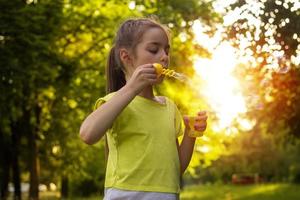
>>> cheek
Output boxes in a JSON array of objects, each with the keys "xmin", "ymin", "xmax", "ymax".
[
  {"xmin": 145, "ymin": 52, "xmax": 160, "ymax": 60},
  {"xmin": 135, "ymin": 51, "xmax": 156, "ymax": 63}
]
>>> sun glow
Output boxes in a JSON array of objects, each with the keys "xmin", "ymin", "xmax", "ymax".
[
  {"xmin": 192, "ymin": 42, "xmax": 247, "ymax": 130},
  {"xmin": 187, "ymin": 0, "xmax": 299, "ymax": 133},
  {"xmin": 191, "ymin": 18, "xmax": 253, "ymax": 131}
]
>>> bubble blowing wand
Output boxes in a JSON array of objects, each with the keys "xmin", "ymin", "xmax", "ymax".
[
  {"xmin": 153, "ymin": 63, "xmax": 190, "ymax": 83},
  {"xmin": 153, "ymin": 63, "xmax": 211, "ymax": 137}
]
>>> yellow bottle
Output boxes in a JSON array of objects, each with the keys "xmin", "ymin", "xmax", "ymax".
[{"xmin": 187, "ymin": 116, "xmax": 204, "ymax": 137}]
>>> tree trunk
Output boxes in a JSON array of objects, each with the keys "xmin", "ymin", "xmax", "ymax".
[
  {"xmin": 28, "ymin": 105, "xmax": 41, "ymax": 200},
  {"xmin": 0, "ymin": 130, "xmax": 11, "ymax": 200},
  {"xmin": 11, "ymin": 121, "xmax": 22, "ymax": 200},
  {"xmin": 29, "ymin": 130, "xmax": 39, "ymax": 200},
  {"xmin": 61, "ymin": 176, "xmax": 69, "ymax": 199}
]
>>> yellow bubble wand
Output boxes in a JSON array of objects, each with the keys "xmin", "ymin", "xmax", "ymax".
[
  {"xmin": 153, "ymin": 63, "xmax": 210, "ymax": 137},
  {"xmin": 153, "ymin": 63, "xmax": 189, "ymax": 82}
]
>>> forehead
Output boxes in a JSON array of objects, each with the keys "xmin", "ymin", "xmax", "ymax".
[{"xmin": 140, "ymin": 27, "xmax": 169, "ymax": 46}]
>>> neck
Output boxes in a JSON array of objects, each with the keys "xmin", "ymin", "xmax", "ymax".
[{"xmin": 138, "ymin": 86, "xmax": 155, "ymax": 99}]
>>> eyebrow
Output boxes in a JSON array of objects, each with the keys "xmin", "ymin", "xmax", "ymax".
[{"xmin": 147, "ymin": 42, "xmax": 170, "ymax": 49}]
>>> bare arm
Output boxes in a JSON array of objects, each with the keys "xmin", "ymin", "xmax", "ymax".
[
  {"xmin": 177, "ymin": 112, "xmax": 208, "ymax": 174},
  {"xmin": 80, "ymin": 86, "xmax": 136, "ymax": 144},
  {"xmin": 79, "ymin": 64, "xmax": 158, "ymax": 145},
  {"xmin": 177, "ymin": 130, "xmax": 196, "ymax": 174}
]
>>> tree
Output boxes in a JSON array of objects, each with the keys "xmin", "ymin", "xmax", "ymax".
[
  {"xmin": 1, "ymin": 0, "xmax": 220, "ymax": 198},
  {"xmin": 187, "ymin": 0, "xmax": 300, "ymax": 183},
  {"xmin": 225, "ymin": 0, "xmax": 300, "ymax": 137},
  {"xmin": 0, "ymin": 0, "xmax": 64, "ymax": 199}
]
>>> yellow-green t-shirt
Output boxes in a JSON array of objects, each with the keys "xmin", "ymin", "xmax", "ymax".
[{"xmin": 94, "ymin": 93, "xmax": 184, "ymax": 194}]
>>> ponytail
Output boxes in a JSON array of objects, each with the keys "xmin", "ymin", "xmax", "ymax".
[
  {"xmin": 106, "ymin": 46, "xmax": 126, "ymax": 94},
  {"xmin": 106, "ymin": 18, "xmax": 168, "ymax": 94}
]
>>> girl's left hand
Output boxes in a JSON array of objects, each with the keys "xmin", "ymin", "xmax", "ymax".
[{"xmin": 183, "ymin": 111, "xmax": 208, "ymax": 132}]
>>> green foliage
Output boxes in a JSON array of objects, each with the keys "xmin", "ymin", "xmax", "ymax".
[
  {"xmin": 181, "ymin": 0, "xmax": 300, "ymax": 184},
  {"xmin": 187, "ymin": 124, "xmax": 300, "ymax": 184},
  {"xmin": 225, "ymin": 0, "xmax": 300, "ymax": 137},
  {"xmin": 68, "ymin": 143, "xmax": 106, "ymax": 196},
  {"xmin": 181, "ymin": 184, "xmax": 300, "ymax": 200},
  {"xmin": 2, "ymin": 0, "xmax": 299, "ymax": 197},
  {"xmin": 1, "ymin": 0, "xmax": 220, "ymax": 197}
]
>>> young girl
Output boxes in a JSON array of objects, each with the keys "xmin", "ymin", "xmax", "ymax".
[{"xmin": 80, "ymin": 17, "xmax": 208, "ymax": 200}]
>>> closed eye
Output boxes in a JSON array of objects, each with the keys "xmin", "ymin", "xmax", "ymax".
[
  {"xmin": 146, "ymin": 43, "xmax": 170, "ymax": 55},
  {"xmin": 148, "ymin": 49, "xmax": 158, "ymax": 54}
]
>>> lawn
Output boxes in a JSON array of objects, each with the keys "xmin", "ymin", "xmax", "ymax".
[
  {"xmin": 180, "ymin": 183, "xmax": 300, "ymax": 200},
  {"xmin": 7, "ymin": 192, "xmax": 102, "ymax": 200},
  {"xmin": 7, "ymin": 183, "xmax": 300, "ymax": 200}
]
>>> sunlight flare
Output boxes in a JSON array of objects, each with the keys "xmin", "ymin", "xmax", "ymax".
[{"xmin": 192, "ymin": 42, "xmax": 247, "ymax": 130}]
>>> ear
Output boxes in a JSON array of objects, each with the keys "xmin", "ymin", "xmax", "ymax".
[{"xmin": 119, "ymin": 48, "xmax": 131, "ymax": 65}]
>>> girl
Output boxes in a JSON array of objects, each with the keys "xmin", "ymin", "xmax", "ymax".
[{"xmin": 80, "ymin": 17, "xmax": 208, "ymax": 200}]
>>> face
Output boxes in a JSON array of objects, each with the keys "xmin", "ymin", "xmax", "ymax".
[{"xmin": 130, "ymin": 27, "xmax": 170, "ymax": 82}]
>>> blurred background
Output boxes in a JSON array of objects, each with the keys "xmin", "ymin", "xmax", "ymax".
[{"xmin": 1, "ymin": 0, "xmax": 300, "ymax": 200}]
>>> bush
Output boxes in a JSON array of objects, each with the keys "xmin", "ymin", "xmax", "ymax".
[
  {"xmin": 70, "ymin": 178, "xmax": 104, "ymax": 197},
  {"xmin": 289, "ymin": 164, "xmax": 300, "ymax": 183}
]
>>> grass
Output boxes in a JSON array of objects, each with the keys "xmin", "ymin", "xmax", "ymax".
[
  {"xmin": 7, "ymin": 192, "xmax": 102, "ymax": 200},
  {"xmin": 7, "ymin": 183, "xmax": 300, "ymax": 200},
  {"xmin": 180, "ymin": 183, "xmax": 300, "ymax": 200}
]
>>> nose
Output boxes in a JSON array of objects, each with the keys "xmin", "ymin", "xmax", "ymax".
[{"xmin": 160, "ymin": 52, "xmax": 169, "ymax": 66}]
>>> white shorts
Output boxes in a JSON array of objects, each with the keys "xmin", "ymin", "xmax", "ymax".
[{"xmin": 104, "ymin": 188, "xmax": 179, "ymax": 200}]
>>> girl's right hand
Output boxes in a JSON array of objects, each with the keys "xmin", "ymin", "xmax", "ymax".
[{"xmin": 125, "ymin": 64, "xmax": 158, "ymax": 94}]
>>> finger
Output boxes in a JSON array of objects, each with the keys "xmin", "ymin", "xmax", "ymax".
[
  {"xmin": 194, "ymin": 124, "xmax": 207, "ymax": 131},
  {"xmin": 141, "ymin": 68, "xmax": 156, "ymax": 74},
  {"xmin": 197, "ymin": 111, "xmax": 207, "ymax": 116},
  {"xmin": 196, "ymin": 115, "xmax": 208, "ymax": 121},
  {"xmin": 195, "ymin": 120, "xmax": 207, "ymax": 126},
  {"xmin": 137, "ymin": 71, "xmax": 157, "ymax": 81},
  {"xmin": 194, "ymin": 120, "xmax": 207, "ymax": 128},
  {"xmin": 144, "ymin": 74, "xmax": 158, "ymax": 80},
  {"xmin": 142, "ymin": 64, "xmax": 157, "ymax": 69},
  {"xmin": 147, "ymin": 76, "xmax": 162, "ymax": 85}
]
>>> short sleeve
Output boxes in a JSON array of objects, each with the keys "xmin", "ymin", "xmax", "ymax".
[
  {"xmin": 93, "ymin": 92, "xmax": 115, "ymax": 111},
  {"xmin": 174, "ymin": 104, "xmax": 184, "ymax": 137}
]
